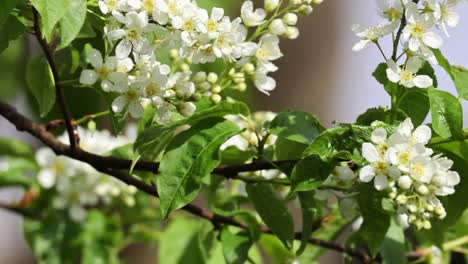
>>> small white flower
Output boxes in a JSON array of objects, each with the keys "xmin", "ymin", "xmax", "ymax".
[
  {"xmin": 269, "ymin": 19, "xmax": 287, "ymax": 35},
  {"xmin": 265, "ymin": 0, "xmax": 280, "ymax": 12},
  {"xmin": 386, "ymin": 57, "xmax": 433, "ymax": 88},
  {"xmin": 241, "ymin": 1, "xmax": 267, "ymax": 27},
  {"xmin": 111, "ymin": 84, "xmax": 145, "ymax": 118},
  {"xmin": 352, "ymin": 21, "xmax": 398, "ymax": 51},
  {"xmin": 375, "ymin": 0, "xmax": 404, "ymax": 21}
]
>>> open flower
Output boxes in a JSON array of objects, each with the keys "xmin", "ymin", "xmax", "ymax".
[
  {"xmin": 111, "ymin": 84, "xmax": 145, "ymax": 118},
  {"xmin": 241, "ymin": 1, "xmax": 266, "ymax": 27},
  {"xmin": 352, "ymin": 21, "xmax": 398, "ymax": 51},
  {"xmin": 386, "ymin": 57, "xmax": 433, "ymax": 88}
]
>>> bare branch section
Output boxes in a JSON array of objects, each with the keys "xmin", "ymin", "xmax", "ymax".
[
  {"xmin": 0, "ymin": 101, "xmax": 371, "ymax": 262},
  {"xmin": 32, "ymin": 8, "xmax": 78, "ymax": 151}
]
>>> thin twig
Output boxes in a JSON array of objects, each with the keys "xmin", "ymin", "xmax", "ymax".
[
  {"xmin": 0, "ymin": 101, "xmax": 372, "ymax": 262},
  {"xmin": 32, "ymin": 8, "xmax": 78, "ymax": 151}
]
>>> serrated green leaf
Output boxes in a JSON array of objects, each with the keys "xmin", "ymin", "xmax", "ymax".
[
  {"xmin": 428, "ymin": 88, "xmax": 463, "ymax": 139},
  {"xmin": 0, "ymin": 0, "xmax": 17, "ymax": 25},
  {"xmin": 26, "ymin": 56, "xmax": 56, "ymax": 117},
  {"xmin": 246, "ymin": 183, "xmax": 294, "ymax": 250},
  {"xmin": 58, "ymin": 0, "xmax": 86, "ymax": 49},
  {"xmin": 0, "ymin": 15, "xmax": 25, "ymax": 55},
  {"xmin": 158, "ymin": 119, "xmax": 241, "ymax": 218},
  {"xmin": 221, "ymin": 229, "xmax": 252, "ymax": 264},
  {"xmin": 355, "ymin": 184, "xmax": 391, "ymax": 255},
  {"xmin": 303, "ymin": 127, "xmax": 352, "ymax": 159},
  {"xmin": 31, "ymin": 0, "xmax": 72, "ymax": 41},
  {"xmin": 268, "ymin": 110, "xmax": 324, "ymax": 145},
  {"xmin": 380, "ymin": 217, "xmax": 406, "ymax": 264},
  {"xmin": 452, "ymin": 66, "xmax": 468, "ymax": 100}
]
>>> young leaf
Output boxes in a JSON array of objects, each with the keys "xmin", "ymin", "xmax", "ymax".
[
  {"xmin": 356, "ymin": 107, "xmax": 393, "ymax": 126},
  {"xmin": 26, "ymin": 56, "xmax": 56, "ymax": 117},
  {"xmin": 268, "ymin": 110, "xmax": 324, "ymax": 145},
  {"xmin": 303, "ymin": 127, "xmax": 352, "ymax": 159},
  {"xmin": 158, "ymin": 119, "xmax": 241, "ymax": 218},
  {"xmin": 428, "ymin": 88, "xmax": 464, "ymax": 139},
  {"xmin": 452, "ymin": 66, "xmax": 468, "ymax": 100},
  {"xmin": 58, "ymin": 0, "xmax": 86, "ymax": 49},
  {"xmin": 246, "ymin": 183, "xmax": 294, "ymax": 250},
  {"xmin": 355, "ymin": 184, "xmax": 391, "ymax": 255},
  {"xmin": 221, "ymin": 229, "xmax": 252, "ymax": 264},
  {"xmin": 373, "ymin": 63, "xmax": 389, "ymax": 85},
  {"xmin": 380, "ymin": 217, "xmax": 407, "ymax": 264},
  {"xmin": 0, "ymin": 158, "xmax": 35, "ymax": 188},
  {"xmin": 0, "ymin": 15, "xmax": 25, "ymax": 55},
  {"xmin": 0, "ymin": 0, "xmax": 16, "ymax": 25},
  {"xmin": 0, "ymin": 138, "xmax": 34, "ymax": 159},
  {"xmin": 30, "ymin": 0, "xmax": 72, "ymax": 41},
  {"xmin": 397, "ymin": 88, "xmax": 430, "ymax": 126}
]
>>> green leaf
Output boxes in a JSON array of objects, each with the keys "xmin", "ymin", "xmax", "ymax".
[
  {"xmin": 220, "ymin": 146, "xmax": 255, "ymax": 165},
  {"xmin": 0, "ymin": 158, "xmax": 35, "ymax": 188},
  {"xmin": 58, "ymin": 0, "xmax": 86, "ymax": 49},
  {"xmin": 452, "ymin": 66, "xmax": 468, "ymax": 100},
  {"xmin": 428, "ymin": 88, "xmax": 463, "ymax": 139},
  {"xmin": 246, "ymin": 183, "xmax": 294, "ymax": 250},
  {"xmin": 26, "ymin": 56, "xmax": 56, "ymax": 117},
  {"xmin": 397, "ymin": 88, "xmax": 430, "ymax": 126},
  {"xmin": 296, "ymin": 191, "xmax": 318, "ymax": 256},
  {"xmin": 355, "ymin": 184, "xmax": 391, "ymax": 255},
  {"xmin": 221, "ymin": 229, "xmax": 252, "ymax": 264},
  {"xmin": 418, "ymin": 61, "xmax": 438, "ymax": 88},
  {"xmin": 291, "ymin": 155, "xmax": 336, "ymax": 192},
  {"xmin": 373, "ymin": 63, "xmax": 389, "ymax": 85},
  {"xmin": 157, "ymin": 119, "xmax": 241, "ymax": 218},
  {"xmin": 135, "ymin": 101, "xmax": 249, "ymax": 159},
  {"xmin": 268, "ymin": 110, "xmax": 324, "ymax": 145},
  {"xmin": 159, "ymin": 218, "xmax": 211, "ymax": 264},
  {"xmin": 303, "ymin": 127, "xmax": 352, "ymax": 159},
  {"xmin": 380, "ymin": 217, "xmax": 406, "ymax": 264},
  {"xmin": 0, "ymin": 15, "xmax": 25, "ymax": 55},
  {"xmin": 31, "ymin": 0, "xmax": 72, "ymax": 41},
  {"xmin": 0, "ymin": 138, "xmax": 34, "ymax": 158},
  {"xmin": 433, "ymin": 49, "xmax": 452, "ymax": 77},
  {"xmin": 0, "ymin": 0, "xmax": 16, "ymax": 25},
  {"xmin": 356, "ymin": 107, "xmax": 393, "ymax": 126}
]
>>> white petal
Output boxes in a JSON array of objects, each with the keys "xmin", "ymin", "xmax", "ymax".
[
  {"xmin": 254, "ymin": 73, "xmax": 276, "ymax": 95},
  {"xmin": 352, "ymin": 39, "xmax": 371, "ymax": 52},
  {"xmin": 79, "ymin": 70, "xmax": 99, "ymax": 85},
  {"xmin": 38, "ymin": 169, "xmax": 56, "ymax": 189},
  {"xmin": 446, "ymin": 171, "xmax": 460, "ymax": 186},
  {"xmin": 107, "ymin": 29, "xmax": 126, "ymax": 41},
  {"xmin": 422, "ymin": 32, "xmax": 443, "ymax": 49},
  {"xmin": 87, "ymin": 49, "xmax": 103, "ymax": 68},
  {"xmin": 413, "ymin": 75, "xmax": 433, "ymax": 88},
  {"xmin": 374, "ymin": 174, "xmax": 388, "ymax": 190},
  {"xmin": 371, "ymin": 127, "xmax": 387, "ymax": 144},
  {"xmin": 412, "ymin": 125, "xmax": 432, "ymax": 144},
  {"xmin": 111, "ymin": 96, "xmax": 128, "ymax": 113},
  {"xmin": 115, "ymin": 39, "xmax": 133, "ymax": 59},
  {"xmin": 211, "ymin": 7, "xmax": 224, "ymax": 21},
  {"xmin": 386, "ymin": 68, "xmax": 401, "ymax": 83},
  {"xmin": 408, "ymin": 37, "xmax": 420, "ymax": 52},
  {"xmin": 128, "ymin": 101, "xmax": 144, "ymax": 118},
  {"xmin": 359, "ymin": 165, "xmax": 375, "ymax": 183},
  {"xmin": 362, "ymin": 143, "xmax": 380, "ymax": 163},
  {"xmin": 335, "ymin": 166, "xmax": 356, "ymax": 180},
  {"xmin": 405, "ymin": 57, "xmax": 422, "ymax": 73}
]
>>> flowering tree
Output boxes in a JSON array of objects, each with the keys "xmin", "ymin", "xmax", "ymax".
[{"xmin": 0, "ymin": 0, "xmax": 467, "ymax": 262}]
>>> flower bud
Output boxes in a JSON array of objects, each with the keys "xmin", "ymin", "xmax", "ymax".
[
  {"xmin": 170, "ymin": 49, "xmax": 179, "ymax": 59},
  {"xmin": 396, "ymin": 195, "xmax": 407, "ymax": 205},
  {"xmin": 87, "ymin": 120, "xmax": 96, "ymax": 133},
  {"xmin": 207, "ymin": 72, "xmax": 218, "ymax": 84},
  {"xmin": 264, "ymin": 0, "xmax": 279, "ymax": 12},
  {"xmin": 193, "ymin": 72, "xmax": 207, "ymax": 83},
  {"xmin": 398, "ymin": 175, "xmax": 412, "ymax": 189},
  {"xmin": 312, "ymin": 0, "xmax": 323, "ymax": 4},
  {"xmin": 423, "ymin": 220, "xmax": 431, "ymax": 229},
  {"xmin": 408, "ymin": 214, "xmax": 416, "ymax": 223},
  {"xmin": 434, "ymin": 205, "xmax": 445, "ymax": 216},
  {"xmin": 242, "ymin": 63, "xmax": 256, "ymax": 75},
  {"xmin": 211, "ymin": 85, "xmax": 222, "ymax": 94},
  {"xmin": 298, "ymin": 5, "xmax": 313, "ymax": 15},
  {"xmin": 408, "ymin": 204, "xmax": 418, "ymax": 213},
  {"xmin": 269, "ymin": 19, "xmax": 287, "ymax": 35},
  {"xmin": 199, "ymin": 82, "xmax": 211, "ymax": 91},
  {"xmin": 284, "ymin": 27, "xmax": 300, "ymax": 39},
  {"xmin": 192, "ymin": 92, "xmax": 202, "ymax": 101},
  {"xmin": 416, "ymin": 184, "xmax": 429, "ymax": 195},
  {"xmin": 181, "ymin": 63, "xmax": 190, "ymax": 72},
  {"xmin": 210, "ymin": 94, "xmax": 222, "ymax": 104},
  {"xmin": 178, "ymin": 102, "xmax": 196, "ymax": 117},
  {"xmin": 236, "ymin": 82, "xmax": 247, "ymax": 91},
  {"xmin": 283, "ymin": 13, "xmax": 298, "ymax": 26},
  {"xmin": 291, "ymin": 0, "xmax": 302, "ymax": 5}
]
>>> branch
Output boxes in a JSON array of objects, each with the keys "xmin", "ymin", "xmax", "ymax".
[
  {"xmin": 0, "ymin": 101, "xmax": 371, "ymax": 262},
  {"xmin": 32, "ymin": 8, "xmax": 78, "ymax": 151}
]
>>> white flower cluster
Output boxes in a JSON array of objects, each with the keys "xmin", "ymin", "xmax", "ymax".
[
  {"xmin": 353, "ymin": 0, "xmax": 466, "ymax": 89},
  {"xmin": 35, "ymin": 128, "xmax": 137, "ymax": 222},
  {"xmin": 80, "ymin": 0, "xmax": 321, "ymax": 121},
  {"xmin": 359, "ymin": 119, "xmax": 460, "ymax": 229}
]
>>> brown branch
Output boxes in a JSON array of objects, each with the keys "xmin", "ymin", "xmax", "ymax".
[
  {"xmin": 32, "ymin": 8, "xmax": 78, "ymax": 151},
  {"xmin": 0, "ymin": 101, "xmax": 371, "ymax": 262}
]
